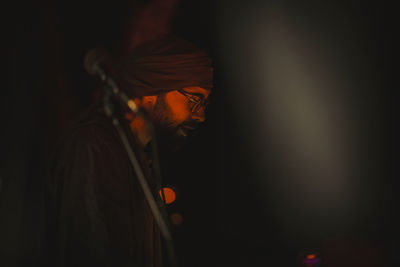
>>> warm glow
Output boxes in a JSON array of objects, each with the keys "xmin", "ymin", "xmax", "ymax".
[
  {"xmin": 306, "ymin": 254, "xmax": 316, "ymax": 259},
  {"xmin": 165, "ymin": 87, "xmax": 210, "ymax": 122},
  {"xmin": 159, "ymin": 187, "xmax": 176, "ymax": 204},
  {"xmin": 127, "ymin": 99, "xmax": 138, "ymax": 112}
]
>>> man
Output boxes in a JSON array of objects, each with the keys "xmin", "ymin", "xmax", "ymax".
[
  {"xmin": 45, "ymin": 34, "xmax": 213, "ymax": 267},
  {"xmin": 129, "ymin": 87, "xmax": 210, "ymax": 146}
]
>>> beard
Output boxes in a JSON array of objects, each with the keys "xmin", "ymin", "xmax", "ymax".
[{"xmin": 147, "ymin": 94, "xmax": 199, "ymax": 151}]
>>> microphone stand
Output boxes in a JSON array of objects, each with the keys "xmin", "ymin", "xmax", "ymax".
[{"xmin": 102, "ymin": 80, "xmax": 178, "ymax": 267}]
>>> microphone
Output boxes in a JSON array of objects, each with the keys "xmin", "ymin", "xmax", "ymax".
[
  {"xmin": 84, "ymin": 48, "xmax": 111, "ymax": 80},
  {"xmin": 83, "ymin": 50, "xmax": 176, "ymax": 264},
  {"xmin": 84, "ymin": 48, "xmax": 139, "ymax": 113}
]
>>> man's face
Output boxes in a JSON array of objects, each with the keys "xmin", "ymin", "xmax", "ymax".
[{"xmin": 148, "ymin": 86, "xmax": 211, "ymax": 139}]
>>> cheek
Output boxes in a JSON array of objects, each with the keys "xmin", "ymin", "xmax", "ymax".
[{"xmin": 166, "ymin": 93, "xmax": 191, "ymax": 122}]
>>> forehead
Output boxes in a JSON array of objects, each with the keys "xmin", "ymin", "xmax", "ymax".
[{"xmin": 182, "ymin": 86, "xmax": 211, "ymax": 98}]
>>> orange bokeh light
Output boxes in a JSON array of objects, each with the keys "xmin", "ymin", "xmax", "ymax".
[
  {"xmin": 159, "ymin": 187, "xmax": 176, "ymax": 204},
  {"xmin": 306, "ymin": 254, "xmax": 316, "ymax": 259},
  {"xmin": 170, "ymin": 213, "xmax": 183, "ymax": 226}
]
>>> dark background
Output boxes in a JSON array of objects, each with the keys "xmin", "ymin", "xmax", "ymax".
[{"xmin": 4, "ymin": 0, "xmax": 397, "ymax": 266}]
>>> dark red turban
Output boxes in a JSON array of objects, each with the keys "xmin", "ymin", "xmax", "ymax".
[{"xmin": 112, "ymin": 34, "xmax": 213, "ymax": 98}]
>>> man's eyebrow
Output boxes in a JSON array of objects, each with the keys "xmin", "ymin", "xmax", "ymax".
[{"xmin": 185, "ymin": 92, "xmax": 205, "ymax": 98}]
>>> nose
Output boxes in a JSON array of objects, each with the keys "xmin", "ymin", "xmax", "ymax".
[{"xmin": 191, "ymin": 108, "xmax": 205, "ymax": 123}]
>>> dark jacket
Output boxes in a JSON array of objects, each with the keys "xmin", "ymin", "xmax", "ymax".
[{"xmin": 45, "ymin": 104, "xmax": 162, "ymax": 267}]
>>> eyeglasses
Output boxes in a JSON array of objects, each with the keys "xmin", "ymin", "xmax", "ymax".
[{"xmin": 177, "ymin": 89, "xmax": 209, "ymax": 113}]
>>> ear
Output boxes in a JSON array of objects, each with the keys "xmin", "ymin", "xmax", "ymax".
[{"xmin": 141, "ymin": 95, "xmax": 157, "ymax": 109}]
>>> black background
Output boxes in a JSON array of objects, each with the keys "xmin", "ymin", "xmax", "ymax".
[{"xmin": 5, "ymin": 0, "xmax": 397, "ymax": 266}]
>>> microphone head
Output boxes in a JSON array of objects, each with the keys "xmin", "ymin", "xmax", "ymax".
[{"xmin": 84, "ymin": 48, "xmax": 109, "ymax": 75}]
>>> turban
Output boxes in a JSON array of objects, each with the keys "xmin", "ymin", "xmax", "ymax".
[{"xmin": 112, "ymin": 34, "xmax": 213, "ymax": 98}]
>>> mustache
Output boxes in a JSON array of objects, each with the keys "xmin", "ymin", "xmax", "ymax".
[
  {"xmin": 154, "ymin": 119, "xmax": 198, "ymax": 133},
  {"xmin": 180, "ymin": 120, "xmax": 201, "ymax": 130}
]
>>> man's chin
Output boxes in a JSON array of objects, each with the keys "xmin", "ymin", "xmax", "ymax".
[{"xmin": 153, "ymin": 125, "xmax": 186, "ymax": 152}]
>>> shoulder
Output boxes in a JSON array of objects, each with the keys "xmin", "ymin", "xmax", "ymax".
[
  {"xmin": 61, "ymin": 105, "xmax": 119, "ymax": 152},
  {"xmin": 49, "ymin": 105, "xmax": 124, "ymax": 175},
  {"xmin": 47, "ymin": 105, "xmax": 134, "ymax": 197}
]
